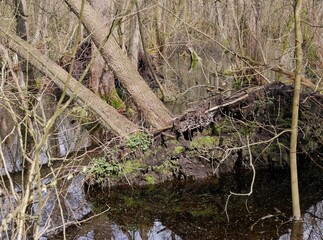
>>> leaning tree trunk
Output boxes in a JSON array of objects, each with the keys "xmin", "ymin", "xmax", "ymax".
[
  {"xmin": 64, "ymin": 0, "xmax": 173, "ymax": 129},
  {"xmin": 0, "ymin": 27, "xmax": 139, "ymax": 137}
]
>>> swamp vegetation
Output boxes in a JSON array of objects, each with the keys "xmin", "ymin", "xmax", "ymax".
[{"xmin": 0, "ymin": 0, "xmax": 322, "ymax": 239}]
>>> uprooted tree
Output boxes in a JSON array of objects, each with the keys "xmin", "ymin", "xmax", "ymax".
[{"xmin": 0, "ymin": 0, "xmax": 322, "ymax": 238}]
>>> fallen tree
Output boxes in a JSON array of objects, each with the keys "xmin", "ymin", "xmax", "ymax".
[
  {"xmin": 171, "ymin": 82, "xmax": 322, "ymax": 136},
  {"xmin": 0, "ymin": 26, "xmax": 139, "ymax": 137},
  {"xmin": 86, "ymin": 82, "xmax": 322, "ymax": 186},
  {"xmin": 64, "ymin": 0, "xmax": 173, "ymax": 129}
]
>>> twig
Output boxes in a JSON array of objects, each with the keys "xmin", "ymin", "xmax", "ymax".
[{"xmin": 224, "ymin": 136, "xmax": 256, "ymax": 222}]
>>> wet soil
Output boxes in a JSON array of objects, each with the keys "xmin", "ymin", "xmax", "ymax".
[{"xmin": 83, "ymin": 82, "xmax": 323, "ymax": 187}]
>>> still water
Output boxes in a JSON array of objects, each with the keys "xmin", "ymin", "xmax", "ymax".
[{"xmin": 58, "ymin": 167, "xmax": 322, "ymax": 240}]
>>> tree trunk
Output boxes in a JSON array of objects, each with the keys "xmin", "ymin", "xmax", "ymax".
[
  {"xmin": 128, "ymin": 15, "xmax": 141, "ymax": 67},
  {"xmin": 14, "ymin": 0, "xmax": 28, "ymax": 40},
  {"xmin": 289, "ymin": 0, "xmax": 302, "ymax": 221},
  {"xmin": 88, "ymin": 0, "xmax": 119, "ymax": 103},
  {"xmin": 64, "ymin": 0, "xmax": 173, "ymax": 129},
  {"xmin": 0, "ymin": 27, "xmax": 139, "ymax": 137},
  {"xmin": 14, "ymin": 0, "xmax": 36, "ymax": 89}
]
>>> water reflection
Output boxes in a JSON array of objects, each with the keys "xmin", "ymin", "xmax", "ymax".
[
  {"xmin": 303, "ymin": 200, "xmax": 323, "ymax": 239},
  {"xmin": 279, "ymin": 200, "xmax": 323, "ymax": 240},
  {"xmin": 147, "ymin": 221, "xmax": 181, "ymax": 240},
  {"xmin": 77, "ymin": 220, "xmax": 182, "ymax": 240},
  {"xmin": 61, "ymin": 170, "xmax": 322, "ymax": 240},
  {"xmin": 108, "ymin": 203, "xmax": 323, "ymax": 240},
  {"xmin": 111, "ymin": 220, "xmax": 182, "ymax": 240}
]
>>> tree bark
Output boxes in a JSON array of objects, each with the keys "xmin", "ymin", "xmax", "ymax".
[
  {"xmin": 88, "ymin": 0, "xmax": 117, "ymax": 99},
  {"xmin": 14, "ymin": 0, "xmax": 29, "ymax": 40},
  {"xmin": 289, "ymin": 0, "xmax": 302, "ymax": 221},
  {"xmin": 14, "ymin": 0, "xmax": 36, "ymax": 89},
  {"xmin": 0, "ymin": 27, "xmax": 139, "ymax": 137},
  {"xmin": 64, "ymin": 0, "xmax": 173, "ymax": 129},
  {"xmin": 128, "ymin": 15, "xmax": 141, "ymax": 67}
]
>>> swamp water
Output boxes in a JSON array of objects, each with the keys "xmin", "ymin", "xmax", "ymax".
[
  {"xmin": 55, "ymin": 168, "xmax": 322, "ymax": 240},
  {"xmin": 39, "ymin": 50, "xmax": 322, "ymax": 239}
]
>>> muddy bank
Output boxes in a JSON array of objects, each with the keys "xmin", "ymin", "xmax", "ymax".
[{"xmin": 84, "ymin": 82, "xmax": 322, "ymax": 187}]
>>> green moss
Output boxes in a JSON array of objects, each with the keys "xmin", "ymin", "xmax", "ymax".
[
  {"xmin": 108, "ymin": 88, "xmax": 126, "ymax": 111},
  {"xmin": 145, "ymin": 174, "xmax": 156, "ymax": 184},
  {"xmin": 190, "ymin": 207, "xmax": 216, "ymax": 217},
  {"xmin": 123, "ymin": 159, "xmax": 145, "ymax": 175},
  {"xmin": 126, "ymin": 108, "xmax": 136, "ymax": 117},
  {"xmin": 304, "ymin": 139, "xmax": 318, "ymax": 152},
  {"xmin": 123, "ymin": 196, "xmax": 135, "ymax": 207},
  {"xmin": 173, "ymin": 206, "xmax": 182, "ymax": 213},
  {"xmin": 190, "ymin": 136, "xmax": 218, "ymax": 150},
  {"xmin": 173, "ymin": 146, "xmax": 184, "ymax": 155},
  {"xmin": 168, "ymin": 140, "xmax": 181, "ymax": 146},
  {"xmin": 71, "ymin": 105, "xmax": 89, "ymax": 122},
  {"xmin": 188, "ymin": 47, "xmax": 202, "ymax": 71},
  {"xmin": 211, "ymin": 120, "xmax": 230, "ymax": 135},
  {"xmin": 223, "ymin": 68, "xmax": 233, "ymax": 76},
  {"xmin": 239, "ymin": 125, "xmax": 252, "ymax": 136},
  {"xmin": 35, "ymin": 77, "xmax": 43, "ymax": 89},
  {"xmin": 155, "ymin": 160, "xmax": 179, "ymax": 176}
]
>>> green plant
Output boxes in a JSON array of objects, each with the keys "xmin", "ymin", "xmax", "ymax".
[
  {"xmin": 122, "ymin": 159, "xmax": 146, "ymax": 176},
  {"xmin": 86, "ymin": 157, "xmax": 120, "ymax": 185},
  {"xmin": 155, "ymin": 160, "xmax": 179, "ymax": 176},
  {"xmin": 71, "ymin": 105, "xmax": 89, "ymax": 122},
  {"xmin": 126, "ymin": 132, "xmax": 152, "ymax": 151},
  {"xmin": 190, "ymin": 136, "xmax": 218, "ymax": 150},
  {"xmin": 108, "ymin": 88, "xmax": 126, "ymax": 111},
  {"xmin": 173, "ymin": 146, "xmax": 184, "ymax": 155},
  {"xmin": 145, "ymin": 174, "xmax": 156, "ymax": 184}
]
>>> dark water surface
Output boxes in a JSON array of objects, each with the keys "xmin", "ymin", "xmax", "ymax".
[{"xmin": 59, "ymin": 168, "xmax": 322, "ymax": 240}]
